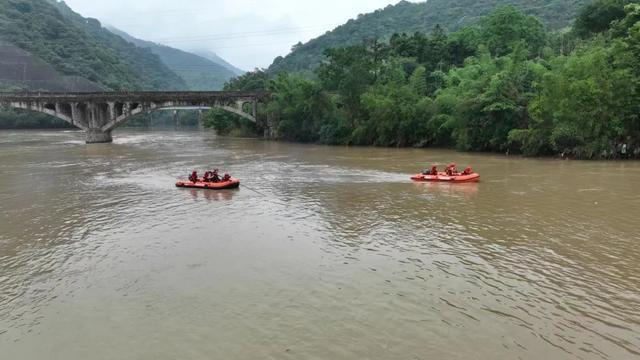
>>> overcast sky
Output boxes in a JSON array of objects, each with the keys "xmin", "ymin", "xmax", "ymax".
[{"xmin": 62, "ymin": 0, "xmax": 414, "ymax": 71}]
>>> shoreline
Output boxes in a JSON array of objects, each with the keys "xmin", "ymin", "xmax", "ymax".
[{"xmin": 2, "ymin": 128, "xmax": 638, "ymax": 161}]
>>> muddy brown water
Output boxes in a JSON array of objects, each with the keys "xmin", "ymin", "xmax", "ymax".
[{"xmin": 1, "ymin": 129, "xmax": 639, "ymax": 359}]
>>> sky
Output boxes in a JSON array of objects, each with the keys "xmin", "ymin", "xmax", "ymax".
[{"xmin": 61, "ymin": 0, "xmax": 414, "ymax": 71}]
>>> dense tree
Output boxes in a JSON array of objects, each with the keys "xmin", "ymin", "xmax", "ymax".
[
  {"xmin": 0, "ymin": 109, "xmax": 72, "ymax": 129},
  {"xmin": 477, "ymin": 6, "xmax": 547, "ymax": 57},
  {"xmin": 213, "ymin": 4, "xmax": 640, "ymax": 159},
  {"xmin": 317, "ymin": 45, "xmax": 378, "ymax": 128},
  {"xmin": 513, "ymin": 44, "xmax": 634, "ymax": 158},
  {"xmin": 203, "ymin": 70, "xmax": 270, "ymax": 136},
  {"xmin": 511, "ymin": 5, "xmax": 640, "ymax": 157},
  {"xmin": 436, "ymin": 46, "xmax": 545, "ymax": 152},
  {"xmin": 203, "ymin": 108, "xmax": 258, "ymax": 137},
  {"xmin": 574, "ymin": 0, "xmax": 636, "ymax": 38},
  {"xmin": 389, "ymin": 27, "xmax": 475, "ymax": 72},
  {"xmin": 222, "ymin": 70, "xmax": 271, "ymax": 92},
  {"xmin": 266, "ymin": 74, "xmax": 336, "ymax": 142}
]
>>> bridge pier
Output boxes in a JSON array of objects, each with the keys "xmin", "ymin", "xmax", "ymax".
[
  {"xmin": 86, "ymin": 129, "xmax": 113, "ymax": 144},
  {"xmin": 264, "ymin": 113, "xmax": 278, "ymax": 139}
]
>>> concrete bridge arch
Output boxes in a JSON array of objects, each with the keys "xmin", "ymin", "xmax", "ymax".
[{"xmin": 0, "ymin": 91, "xmax": 269, "ymax": 143}]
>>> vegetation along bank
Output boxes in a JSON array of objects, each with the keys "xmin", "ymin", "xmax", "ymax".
[{"xmin": 206, "ymin": 1, "xmax": 640, "ymax": 160}]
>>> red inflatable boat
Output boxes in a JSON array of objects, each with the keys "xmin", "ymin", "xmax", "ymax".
[
  {"xmin": 176, "ymin": 178, "xmax": 240, "ymax": 190},
  {"xmin": 411, "ymin": 164, "xmax": 480, "ymax": 183},
  {"xmin": 411, "ymin": 173, "xmax": 480, "ymax": 183}
]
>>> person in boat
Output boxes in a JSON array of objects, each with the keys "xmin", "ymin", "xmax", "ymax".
[
  {"xmin": 462, "ymin": 167, "xmax": 473, "ymax": 176},
  {"xmin": 446, "ymin": 163, "xmax": 458, "ymax": 176},
  {"xmin": 189, "ymin": 171, "xmax": 198, "ymax": 183},
  {"xmin": 211, "ymin": 169, "xmax": 221, "ymax": 183},
  {"xmin": 222, "ymin": 173, "xmax": 231, "ymax": 182},
  {"xmin": 422, "ymin": 165, "xmax": 439, "ymax": 176},
  {"xmin": 203, "ymin": 171, "xmax": 212, "ymax": 182}
]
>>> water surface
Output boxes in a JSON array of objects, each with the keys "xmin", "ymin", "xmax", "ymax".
[{"xmin": 1, "ymin": 129, "xmax": 639, "ymax": 359}]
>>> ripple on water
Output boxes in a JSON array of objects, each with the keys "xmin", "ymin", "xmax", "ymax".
[{"xmin": 0, "ymin": 129, "xmax": 639, "ymax": 359}]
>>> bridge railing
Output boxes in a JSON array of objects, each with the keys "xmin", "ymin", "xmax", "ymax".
[{"xmin": 0, "ymin": 91, "xmax": 271, "ymax": 102}]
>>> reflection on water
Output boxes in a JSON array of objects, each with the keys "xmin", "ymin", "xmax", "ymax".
[
  {"xmin": 413, "ymin": 181, "xmax": 480, "ymax": 198},
  {"xmin": 186, "ymin": 188, "xmax": 239, "ymax": 202},
  {"xmin": 1, "ymin": 129, "xmax": 639, "ymax": 360}
]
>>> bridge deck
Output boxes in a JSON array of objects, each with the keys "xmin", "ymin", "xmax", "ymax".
[
  {"xmin": 0, "ymin": 91, "xmax": 271, "ymax": 143},
  {"xmin": 0, "ymin": 91, "xmax": 270, "ymax": 102}
]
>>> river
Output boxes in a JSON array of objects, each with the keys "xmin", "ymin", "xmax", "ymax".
[{"xmin": 1, "ymin": 129, "xmax": 639, "ymax": 359}]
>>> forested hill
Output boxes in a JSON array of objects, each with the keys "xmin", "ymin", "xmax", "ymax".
[
  {"xmin": 0, "ymin": 41, "xmax": 104, "ymax": 92},
  {"xmin": 190, "ymin": 49, "xmax": 245, "ymax": 77},
  {"xmin": 268, "ymin": 0, "xmax": 591, "ymax": 74},
  {"xmin": 0, "ymin": 0, "xmax": 186, "ymax": 91},
  {"xmin": 107, "ymin": 27, "xmax": 239, "ymax": 91},
  {"xmin": 218, "ymin": 1, "xmax": 640, "ymax": 159}
]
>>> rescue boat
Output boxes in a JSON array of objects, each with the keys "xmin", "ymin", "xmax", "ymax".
[
  {"xmin": 411, "ymin": 172, "xmax": 480, "ymax": 183},
  {"xmin": 176, "ymin": 178, "xmax": 240, "ymax": 190},
  {"xmin": 411, "ymin": 163, "xmax": 480, "ymax": 183}
]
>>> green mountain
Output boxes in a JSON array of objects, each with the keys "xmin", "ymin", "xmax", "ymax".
[
  {"xmin": 0, "ymin": 40, "xmax": 105, "ymax": 91},
  {"xmin": 191, "ymin": 49, "xmax": 245, "ymax": 76},
  {"xmin": 268, "ymin": 0, "xmax": 592, "ymax": 74},
  {"xmin": 107, "ymin": 27, "xmax": 240, "ymax": 91},
  {"xmin": 0, "ymin": 0, "xmax": 187, "ymax": 91}
]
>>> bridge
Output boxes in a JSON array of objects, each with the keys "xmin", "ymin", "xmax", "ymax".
[{"xmin": 0, "ymin": 91, "xmax": 270, "ymax": 143}]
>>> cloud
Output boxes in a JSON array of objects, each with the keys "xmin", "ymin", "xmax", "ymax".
[{"xmin": 61, "ymin": 0, "xmax": 408, "ymax": 70}]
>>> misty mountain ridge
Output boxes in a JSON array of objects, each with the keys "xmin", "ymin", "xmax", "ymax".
[
  {"xmin": 106, "ymin": 26, "xmax": 241, "ymax": 91},
  {"xmin": 11, "ymin": 0, "xmax": 188, "ymax": 90},
  {"xmin": 0, "ymin": 0, "xmax": 245, "ymax": 92},
  {"xmin": 189, "ymin": 49, "xmax": 245, "ymax": 76}
]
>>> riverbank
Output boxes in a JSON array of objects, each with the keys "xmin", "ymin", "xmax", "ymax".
[{"xmin": 210, "ymin": 126, "xmax": 640, "ymax": 161}]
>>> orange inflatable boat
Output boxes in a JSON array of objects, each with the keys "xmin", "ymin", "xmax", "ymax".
[
  {"xmin": 411, "ymin": 164, "xmax": 480, "ymax": 183},
  {"xmin": 176, "ymin": 178, "xmax": 240, "ymax": 190},
  {"xmin": 411, "ymin": 173, "xmax": 480, "ymax": 183}
]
